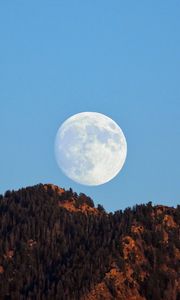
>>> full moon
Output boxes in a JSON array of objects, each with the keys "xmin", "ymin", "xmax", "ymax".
[{"xmin": 55, "ymin": 112, "xmax": 127, "ymax": 186}]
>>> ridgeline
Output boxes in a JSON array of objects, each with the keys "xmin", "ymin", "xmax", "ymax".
[{"xmin": 0, "ymin": 184, "xmax": 179, "ymax": 300}]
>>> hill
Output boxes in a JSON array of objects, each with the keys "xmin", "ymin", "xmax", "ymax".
[{"xmin": 0, "ymin": 184, "xmax": 179, "ymax": 300}]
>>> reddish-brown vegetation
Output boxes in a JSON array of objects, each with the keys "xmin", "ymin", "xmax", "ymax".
[{"xmin": 0, "ymin": 184, "xmax": 179, "ymax": 299}]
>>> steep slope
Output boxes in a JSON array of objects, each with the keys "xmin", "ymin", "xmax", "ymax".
[
  {"xmin": 85, "ymin": 206, "xmax": 180, "ymax": 300},
  {"xmin": 0, "ymin": 184, "xmax": 179, "ymax": 300}
]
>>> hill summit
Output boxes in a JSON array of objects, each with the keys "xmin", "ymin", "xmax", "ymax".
[{"xmin": 0, "ymin": 184, "xmax": 179, "ymax": 300}]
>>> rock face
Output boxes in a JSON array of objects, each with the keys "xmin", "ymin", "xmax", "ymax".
[
  {"xmin": 0, "ymin": 184, "xmax": 179, "ymax": 300},
  {"xmin": 43, "ymin": 184, "xmax": 65, "ymax": 195}
]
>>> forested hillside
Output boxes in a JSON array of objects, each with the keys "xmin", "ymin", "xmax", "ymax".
[{"xmin": 0, "ymin": 184, "xmax": 179, "ymax": 300}]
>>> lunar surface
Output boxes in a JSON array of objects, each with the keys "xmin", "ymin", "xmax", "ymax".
[{"xmin": 55, "ymin": 112, "xmax": 127, "ymax": 185}]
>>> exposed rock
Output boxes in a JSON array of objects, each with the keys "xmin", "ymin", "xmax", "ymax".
[
  {"xmin": 43, "ymin": 183, "xmax": 65, "ymax": 195},
  {"xmin": 0, "ymin": 184, "xmax": 179, "ymax": 300}
]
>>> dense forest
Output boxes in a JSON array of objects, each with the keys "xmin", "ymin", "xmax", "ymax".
[{"xmin": 0, "ymin": 184, "xmax": 179, "ymax": 300}]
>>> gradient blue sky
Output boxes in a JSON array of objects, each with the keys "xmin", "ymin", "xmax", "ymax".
[{"xmin": 0, "ymin": 1, "xmax": 180, "ymax": 211}]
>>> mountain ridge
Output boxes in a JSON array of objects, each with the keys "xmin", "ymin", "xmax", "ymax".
[{"xmin": 0, "ymin": 183, "xmax": 179, "ymax": 300}]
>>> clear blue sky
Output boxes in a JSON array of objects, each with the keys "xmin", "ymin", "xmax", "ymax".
[{"xmin": 0, "ymin": 1, "xmax": 179, "ymax": 211}]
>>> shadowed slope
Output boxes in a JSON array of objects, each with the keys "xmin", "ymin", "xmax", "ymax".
[{"xmin": 0, "ymin": 184, "xmax": 179, "ymax": 300}]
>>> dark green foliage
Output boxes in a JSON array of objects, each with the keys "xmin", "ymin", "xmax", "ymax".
[
  {"xmin": 97, "ymin": 204, "xmax": 106, "ymax": 213},
  {"xmin": 4, "ymin": 190, "xmax": 11, "ymax": 198},
  {"xmin": 0, "ymin": 185, "xmax": 179, "ymax": 300}
]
